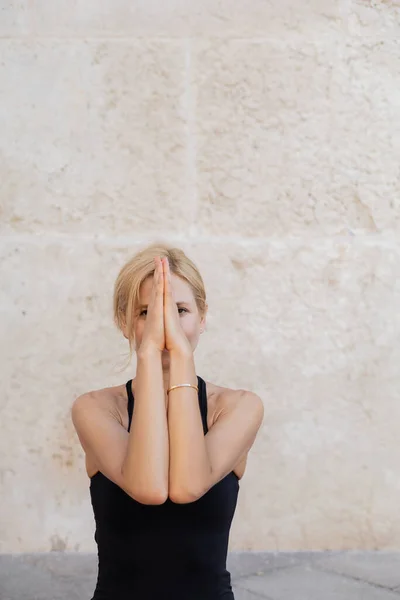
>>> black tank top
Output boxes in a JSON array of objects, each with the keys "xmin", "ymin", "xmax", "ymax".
[{"xmin": 89, "ymin": 375, "xmax": 240, "ymax": 600}]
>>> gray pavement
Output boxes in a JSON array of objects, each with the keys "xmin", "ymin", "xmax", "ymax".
[{"xmin": 1, "ymin": 551, "xmax": 400, "ymax": 599}]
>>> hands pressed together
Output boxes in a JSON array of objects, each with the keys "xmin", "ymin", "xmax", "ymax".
[{"xmin": 139, "ymin": 256, "xmax": 192, "ymax": 357}]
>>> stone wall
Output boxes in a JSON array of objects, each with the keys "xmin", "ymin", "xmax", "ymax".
[{"xmin": 1, "ymin": 1, "xmax": 399, "ymax": 552}]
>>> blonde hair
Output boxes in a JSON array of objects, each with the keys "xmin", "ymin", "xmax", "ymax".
[{"xmin": 113, "ymin": 241, "xmax": 207, "ymax": 368}]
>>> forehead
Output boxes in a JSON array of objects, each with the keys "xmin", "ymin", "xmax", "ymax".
[{"xmin": 139, "ymin": 272, "xmax": 194, "ymax": 301}]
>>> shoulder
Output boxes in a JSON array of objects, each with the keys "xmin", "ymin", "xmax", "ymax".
[
  {"xmin": 72, "ymin": 383, "xmax": 127, "ymax": 422},
  {"xmin": 204, "ymin": 382, "xmax": 264, "ymax": 480},
  {"xmin": 205, "ymin": 380, "xmax": 264, "ymax": 424}
]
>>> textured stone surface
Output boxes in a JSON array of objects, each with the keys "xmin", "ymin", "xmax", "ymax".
[
  {"xmin": 329, "ymin": 39, "xmax": 400, "ymax": 232},
  {"xmin": 0, "ymin": 1, "xmax": 29, "ymax": 35},
  {"xmin": 195, "ymin": 37, "xmax": 400, "ymax": 237},
  {"xmin": 200, "ymin": 238, "xmax": 400, "ymax": 550},
  {"xmin": 346, "ymin": 0, "xmax": 400, "ymax": 38},
  {"xmin": 2, "ymin": 237, "xmax": 400, "ymax": 550},
  {"xmin": 2, "ymin": 552, "xmax": 400, "ymax": 599},
  {"xmin": 0, "ymin": 553, "xmax": 96, "ymax": 600},
  {"xmin": 234, "ymin": 589, "xmax": 274, "ymax": 600},
  {"xmin": 195, "ymin": 39, "xmax": 335, "ymax": 237},
  {"xmin": 22, "ymin": 1, "xmax": 344, "ymax": 38},
  {"xmin": 0, "ymin": 40, "xmax": 188, "ymax": 235},
  {"xmin": 235, "ymin": 563, "xmax": 400, "ymax": 599},
  {"xmin": 314, "ymin": 551, "xmax": 400, "ymax": 588},
  {"xmin": 1, "ymin": 0, "xmax": 399, "ymax": 555},
  {"xmin": 0, "ymin": 240, "xmax": 132, "ymax": 552},
  {"xmin": 227, "ymin": 551, "xmax": 312, "ymax": 580}
]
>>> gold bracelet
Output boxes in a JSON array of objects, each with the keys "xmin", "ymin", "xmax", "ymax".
[{"xmin": 167, "ymin": 383, "xmax": 199, "ymax": 395}]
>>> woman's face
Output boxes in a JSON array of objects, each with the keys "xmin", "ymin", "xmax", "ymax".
[{"xmin": 124, "ymin": 272, "xmax": 207, "ymax": 359}]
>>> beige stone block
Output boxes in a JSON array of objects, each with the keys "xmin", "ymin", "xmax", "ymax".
[
  {"xmin": 195, "ymin": 40, "xmax": 336, "ymax": 237},
  {"xmin": 0, "ymin": 1, "xmax": 30, "ymax": 36},
  {"xmin": 328, "ymin": 39, "xmax": 400, "ymax": 233},
  {"xmin": 195, "ymin": 39, "xmax": 400, "ymax": 237},
  {"xmin": 0, "ymin": 240, "xmax": 134, "ymax": 551},
  {"xmin": 346, "ymin": 0, "xmax": 400, "ymax": 38},
  {"xmin": 0, "ymin": 40, "xmax": 189, "ymax": 235},
  {"xmin": 28, "ymin": 0, "xmax": 344, "ymax": 38},
  {"xmin": 195, "ymin": 238, "xmax": 400, "ymax": 549}
]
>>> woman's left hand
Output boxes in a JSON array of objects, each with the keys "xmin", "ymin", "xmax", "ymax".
[{"xmin": 162, "ymin": 257, "xmax": 192, "ymax": 356}]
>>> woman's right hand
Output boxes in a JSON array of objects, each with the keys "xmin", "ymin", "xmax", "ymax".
[{"xmin": 138, "ymin": 256, "xmax": 165, "ymax": 354}]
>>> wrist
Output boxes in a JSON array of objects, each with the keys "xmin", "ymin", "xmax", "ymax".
[
  {"xmin": 168, "ymin": 346, "xmax": 193, "ymax": 360},
  {"xmin": 137, "ymin": 344, "xmax": 163, "ymax": 360}
]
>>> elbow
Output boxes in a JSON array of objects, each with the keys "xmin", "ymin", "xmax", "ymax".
[
  {"xmin": 169, "ymin": 485, "xmax": 203, "ymax": 504},
  {"xmin": 128, "ymin": 487, "xmax": 168, "ymax": 505},
  {"xmin": 121, "ymin": 467, "xmax": 168, "ymax": 505},
  {"xmin": 169, "ymin": 469, "xmax": 212, "ymax": 504},
  {"xmin": 130, "ymin": 493, "xmax": 168, "ymax": 506}
]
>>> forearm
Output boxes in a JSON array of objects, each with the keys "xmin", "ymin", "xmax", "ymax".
[
  {"xmin": 167, "ymin": 350, "xmax": 211, "ymax": 501},
  {"xmin": 122, "ymin": 347, "xmax": 169, "ymax": 503}
]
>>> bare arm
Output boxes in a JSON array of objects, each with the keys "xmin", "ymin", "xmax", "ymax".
[
  {"xmin": 71, "ymin": 352, "xmax": 168, "ymax": 505},
  {"xmin": 71, "ymin": 256, "xmax": 169, "ymax": 505},
  {"xmin": 121, "ymin": 346, "xmax": 169, "ymax": 503},
  {"xmin": 167, "ymin": 349, "xmax": 211, "ymax": 503},
  {"xmin": 167, "ymin": 350, "xmax": 264, "ymax": 504}
]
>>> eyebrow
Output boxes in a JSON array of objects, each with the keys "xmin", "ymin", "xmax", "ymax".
[{"xmin": 138, "ymin": 301, "xmax": 191, "ymax": 309}]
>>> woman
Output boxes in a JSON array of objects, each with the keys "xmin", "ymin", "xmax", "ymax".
[{"xmin": 71, "ymin": 243, "xmax": 264, "ymax": 600}]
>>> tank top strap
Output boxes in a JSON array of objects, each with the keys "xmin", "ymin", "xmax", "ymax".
[
  {"xmin": 198, "ymin": 375, "xmax": 209, "ymax": 435},
  {"xmin": 125, "ymin": 376, "xmax": 208, "ymax": 435},
  {"xmin": 126, "ymin": 380, "xmax": 134, "ymax": 432}
]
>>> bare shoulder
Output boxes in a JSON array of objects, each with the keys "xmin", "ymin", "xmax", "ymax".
[
  {"xmin": 205, "ymin": 380, "xmax": 264, "ymax": 423},
  {"xmin": 204, "ymin": 381, "xmax": 263, "ymax": 480},
  {"xmin": 73, "ymin": 383, "xmax": 128, "ymax": 429},
  {"xmin": 72, "ymin": 383, "xmax": 128, "ymax": 480}
]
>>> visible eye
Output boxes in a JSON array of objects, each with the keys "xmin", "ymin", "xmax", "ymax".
[{"xmin": 139, "ymin": 308, "xmax": 188, "ymax": 316}]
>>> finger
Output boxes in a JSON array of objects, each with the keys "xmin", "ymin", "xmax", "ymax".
[
  {"xmin": 149, "ymin": 258, "xmax": 163, "ymax": 307},
  {"xmin": 161, "ymin": 258, "xmax": 166, "ymax": 287},
  {"xmin": 162, "ymin": 258, "xmax": 168, "ymax": 287},
  {"xmin": 163, "ymin": 258, "xmax": 173, "ymax": 299},
  {"xmin": 155, "ymin": 258, "xmax": 164, "ymax": 302}
]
